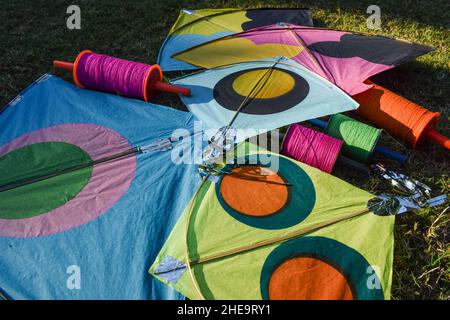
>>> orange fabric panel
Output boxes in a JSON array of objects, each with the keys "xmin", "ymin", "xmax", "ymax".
[
  {"xmin": 268, "ymin": 257, "xmax": 354, "ymax": 300},
  {"xmin": 219, "ymin": 166, "xmax": 289, "ymax": 217}
]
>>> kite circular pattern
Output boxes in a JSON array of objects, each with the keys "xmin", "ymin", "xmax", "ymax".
[
  {"xmin": 260, "ymin": 236, "xmax": 385, "ymax": 300},
  {"xmin": 213, "ymin": 67, "xmax": 310, "ymax": 115},
  {"xmin": 216, "ymin": 155, "xmax": 316, "ymax": 229},
  {"xmin": 0, "ymin": 123, "xmax": 136, "ymax": 238}
]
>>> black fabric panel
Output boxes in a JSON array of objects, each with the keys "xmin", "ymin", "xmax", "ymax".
[
  {"xmin": 242, "ymin": 9, "xmax": 313, "ymax": 30},
  {"xmin": 308, "ymin": 34, "xmax": 433, "ymax": 66}
]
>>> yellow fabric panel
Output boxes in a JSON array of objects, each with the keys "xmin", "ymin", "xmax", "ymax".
[
  {"xmin": 232, "ymin": 69, "xmax": 296, "ymax": 99},
  {"xmin": 170, "ymin": 10, "xmax": 248, "ymax": 36},
  {"xmin": 169, "ymin": 9, "xmax": 240, "ymax": 34},
  {"xmin": 174, "ymin": 37, "xmax": 304, "ymax": 68},
  {"xmin": 203, "ymin": 11, "xmax": 249, "ymax": 33}
]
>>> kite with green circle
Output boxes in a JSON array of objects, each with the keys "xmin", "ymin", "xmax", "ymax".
[{"xmin": 150, "ymin": 142, "xmax": 395, "ymax": 300}]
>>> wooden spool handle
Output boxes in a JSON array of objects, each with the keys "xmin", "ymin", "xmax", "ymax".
[
  {"xmin": 53, "ymin": 60, "xmax": 74, "ymax": 71},
  {"xmin": 427, "ymin": 129, "xmax": 450, "ymax": 150},
  {"xmin": 154, "ymin": 81, "xmax": 191, "ymax": 96}
]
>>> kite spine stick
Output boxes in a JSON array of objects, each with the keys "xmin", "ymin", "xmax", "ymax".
[
  {"xmin": 0, "ymin": 289, "xmax": 9, "ymax": 300},
  {"xmin": 190, "ymin": 207, "xmax": 370, "ymax": 267},
  {"xmin": 0, "ymin": 137, "xmax": 177, "ymax": 193},
  {"xmin": 183, "ymin": 176, "xmax": 210, "ymax": 300},
  {"xmin": 0, "ymin": 147, "xmax": 140, "ymax": 193},
  {"xmin": 189, "ymin": 12, "xmax": 237, "ymax": 34}
]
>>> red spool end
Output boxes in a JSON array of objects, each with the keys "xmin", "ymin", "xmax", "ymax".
[
  {"xmin": 143, "ymin": 64, "xmax": 163, "ymax": 101},
  {"xmin": 413, "ymin": 111, "xmax": 440, "ymax": 149},
  {"xmin": 427, "ymin": 129, "xmax": 450, "ymax": 150},
  {"xmin": 73, "ymin": 50, "xmax": 93, "ymax": 89}
]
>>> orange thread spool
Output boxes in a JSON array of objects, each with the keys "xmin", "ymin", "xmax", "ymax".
[{"xmin": 353, "ymin": 81, "xmax": 443, "ymax": 149}]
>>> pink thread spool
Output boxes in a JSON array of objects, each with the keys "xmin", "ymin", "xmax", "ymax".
[
  {"xmin": 53, "ymin": 50, "xmax": 190, "ymax": 101},
  {"xmin": 281, "ymin": 124, "xmax": 343, "ymax": 173}
]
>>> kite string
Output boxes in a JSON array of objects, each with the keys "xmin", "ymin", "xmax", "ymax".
[
  {"xmin": 76, "ymin": 52, "xmax": 154, "ymax": 100},
  {"xmin": 202, "ymin": 58, "xmax": 283, "ymax": 167},
  {"xmin": 227, "ymin": 57, "xmax": 283, "ymax": 128},
  {"xmin": 281, "ymin": 124, "xmax": 343, "ymax": 173}
]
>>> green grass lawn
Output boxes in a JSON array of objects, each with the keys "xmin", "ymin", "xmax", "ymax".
[{"xmin": 0, "ymin": 0, "xmax": 448, "ymax": 299}]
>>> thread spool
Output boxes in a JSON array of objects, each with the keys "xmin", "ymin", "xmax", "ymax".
[
  {"xmin": 353, "ymin": 81, "xmax": 449, "ymax": 150},
  {"xmin": 53, "ymin": 50, "xmax": 190, "ymax": 101},
  {"xmin": 281, "ymin": 124, "xmax": 343, "ymax": 173},
  {"xmin": 325, "ymin": 114, "xmax": 381, "ymax": 163},
  {"xmin": 308, "ymin": 118, "xmax": 407, "ymax": 164}
]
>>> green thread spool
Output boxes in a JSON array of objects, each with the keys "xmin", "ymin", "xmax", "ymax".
[{"xmin": 325, "ymin": 114, "xmax": 381, "ymax": 163}]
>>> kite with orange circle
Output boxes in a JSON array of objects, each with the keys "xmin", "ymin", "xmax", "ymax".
[{"xmin": 150, "ymin": 143, "xmax": 394, "ymax": 300}]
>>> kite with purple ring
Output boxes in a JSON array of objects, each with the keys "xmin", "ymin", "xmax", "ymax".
[
  {"xmin": 0, "ymin": 123, "xmax": 136, "ymax": 238},
  {"xmin": 0, "ymin": 75, "xmax": 200, "ymax": 300}
]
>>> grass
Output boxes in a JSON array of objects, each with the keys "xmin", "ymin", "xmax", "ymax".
[{"xmin": 0, "ymin": 0, "xmax": 448, "ymax": 300}]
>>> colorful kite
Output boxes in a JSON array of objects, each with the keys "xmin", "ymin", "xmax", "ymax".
[
  {"xmin": 150, "ymin": 142, "xmax": 395, "ymax": 300},
  {"xmin": 158, "ymin": 8, "xmax": 313, "ymax": 71},
  {"xmin": 171, "ymin": 24, "xmax": 433, "ymax": 95},
  {"xmin": 172, "ymin": 57, "xmax": 358, "ymax": 136},
  {"xmin": 0, "ymin": 74, "xmax": 201, "ymax": 299}
]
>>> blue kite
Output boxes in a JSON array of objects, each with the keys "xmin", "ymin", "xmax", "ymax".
[{"xmin": 0, "ymin": 74, "xmax": 200, "ymax": 299}]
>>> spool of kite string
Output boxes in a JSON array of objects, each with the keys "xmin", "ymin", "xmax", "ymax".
[
  {"xmin": 308, "ymin": 117, "xmax": 407, "ymax": 164},
  {"xmin": 53, "ymin": 50, "xmax": 190, "ymax": 101},
  {"xmin": 325, "ymin": 114, "xmax": 381, "ymax": 163},
  {"xmin": 281, "ymin": 124, "xmax": 343, "ymax": 173},
  {"xmin": 353, "ymin": 81, "xmax": 449, "ymax": 150}
]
